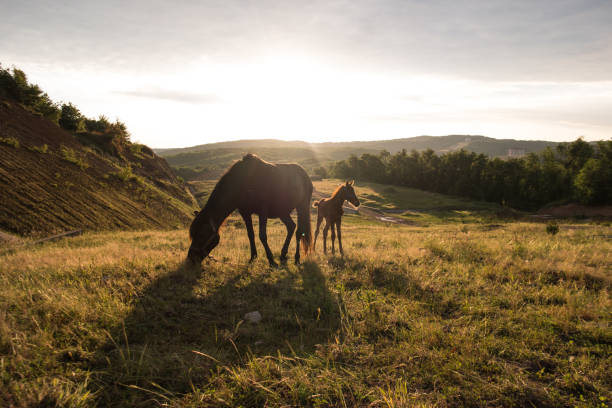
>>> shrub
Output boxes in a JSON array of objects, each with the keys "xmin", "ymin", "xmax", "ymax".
[
  {"xmin": 546, "ymin": 221, "xmax": 559, "ymax": 235},
  {"xmin": 84, "ymin": 115, "xmax": 111, "ymax": 133},
  {"xmin": 107, "ymin": 120, "xmax": 130, "ymax": 142}
]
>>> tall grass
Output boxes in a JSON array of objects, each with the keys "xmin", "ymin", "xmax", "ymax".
[{"xmin": 1, "ymin": 218, "xmax": 610, "ymax": 406}]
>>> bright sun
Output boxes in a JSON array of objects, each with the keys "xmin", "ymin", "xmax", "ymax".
[{"xmin": 39, "ymin": 53, "xmax": 610, "ymax": 147}]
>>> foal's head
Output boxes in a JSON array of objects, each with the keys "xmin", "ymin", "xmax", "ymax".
[
  {"xmin": 187, "ymin": 210, "xmax": 220, "ymax": 265},
  {"xmin": 342, "ymin": 180, "xmax": 360, "ymax": 207}
]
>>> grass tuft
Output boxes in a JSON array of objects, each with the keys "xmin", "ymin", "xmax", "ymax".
[
  {"xmin": 60, "ymin": 145, "xmax": 89, "ymax": 169},
  {"xmin": 0, "ymin": 136, "xmax": 20, "ymax": 148}
]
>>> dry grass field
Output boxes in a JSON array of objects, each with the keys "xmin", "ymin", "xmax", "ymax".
[{"xmin": 1, "ymin": 209, "xmax": 610, "ymax": 407}]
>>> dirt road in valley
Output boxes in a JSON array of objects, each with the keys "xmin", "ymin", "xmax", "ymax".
[{"xmin": 312, "ymin": 189, "xmax": 414, "ymax": 225}]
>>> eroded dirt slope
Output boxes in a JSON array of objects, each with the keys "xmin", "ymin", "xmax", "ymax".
[{"xmin": 0, "ymin": 100, "xmax": 197, "ymax": 236}]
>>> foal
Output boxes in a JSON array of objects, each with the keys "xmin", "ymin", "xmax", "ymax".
[{"xmin": 313, "ymin": 180, "xmax": 360, "ymax": 255}]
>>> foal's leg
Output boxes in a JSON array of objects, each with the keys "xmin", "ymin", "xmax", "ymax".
[
  {"xmin": 279, "ymin": 213, "xmax": 296, "ymax": 264},
  {"xmin": 323, "ymin": 220, "xmax": 330, "ymax": 254},
  {"xmin": 258, "ymin": 214, "xmax": 277, "ymax": 267},
  {"xmin": 330, "ymin": 219, "xmax": 336, "ymax": 254},
  {"xmin": 337, "ymin": 218, "xmax": 344, "ymax": 255},
  {"xmin": 240, "ymin": 210, "xmax": 257, "ymax": 262},
  {"xmin": 313, "ymin": 213, "xmax": 324, "ymax": 251}
]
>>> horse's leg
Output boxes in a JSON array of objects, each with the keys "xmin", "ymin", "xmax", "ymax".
[
  {"xmin": 313, "ymin": 213, "xmax": 324, "ymax": 251},
  {"xmin": 337, "ymin": 218, "xmax": 344, "ymax": 256},
  {"xmin": 323, "ymin": 220, "xmax": 330, "ymax": 254},
  {"xmin": 240, "ymin": 210, "xmax": 257, "ymax": 262},
  {"xmin": 258, "ymin": 214, "xmax": 277, "ymax": 267},
  {"xmin": 279, "ymin": 213, "xmax": 295, "ymax": 264},
  {"xmin": 330, "ymin": 219, "xmax": 336, "ymax": 254}
]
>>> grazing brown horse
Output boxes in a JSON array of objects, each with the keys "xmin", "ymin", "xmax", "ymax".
[
  {"xmin": 187, "ymin": 154, "xmax": 312, "ymax": 266},
  {"xmin": 313, "ymin": 180, "xmax": 360, "ymax": 255}
]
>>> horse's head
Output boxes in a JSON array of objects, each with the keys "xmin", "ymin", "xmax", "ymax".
[
  {"xmin": 187, "ymin": 210, "xmax": 220, "ymax": 265},
  {"xmin": 344, "ymin": 180, "xmax": 360, "ymax": 207}
]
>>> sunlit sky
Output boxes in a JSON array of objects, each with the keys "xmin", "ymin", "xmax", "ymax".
[{"xmin": 2, "ymin": 0, "xmax": 611, "ymax": 147}]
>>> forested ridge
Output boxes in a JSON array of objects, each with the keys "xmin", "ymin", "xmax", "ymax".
[{"xmin": 329, "ymin": 138, "xmax": 612, "ymax": 210}]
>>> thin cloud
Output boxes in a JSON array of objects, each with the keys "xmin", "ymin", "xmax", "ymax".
[
  {"xmin": 2, "ymin": 1, "xmax": 612, "ymax": 81},
  {"xmin": 115, "ymin": 89, "xmax": 222, "ymax": 104},
  {"xmin": 3, "ymin": 1, "xmax": 611, "ymax": 145}
]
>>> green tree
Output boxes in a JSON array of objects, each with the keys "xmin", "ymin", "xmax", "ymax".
[
  {"xmin": 329, "ymin": 160, "xmax": 351, "ymax": 179},
  {"xmin": 59, "ymin": 103, "xmax": 85, "ymax": 132},
  {"xmin": 34, "ymin": 93, "xmax": 60, "ymax": 123},
  {"xmin": 0, "ymin": 65, "xmax": 60, "ymax": 122},
  {"xmin": 313, "ymin": 166, "xmax": 328, "ymax": 179},
  {"xmin": 574, "ymin": 158, "xmax": 612, "ymax": 204},
  {"xmin": 0, "ymin": 65, "xmax": 20, "ymax": 100},
  {"xmin": 361, "ymin": 153, "xmax": 387, "ymax": 183},
  {"xmin": 11, "ymin": 68, "xmax": 43, "ymax": 106},
  {"xmin": 557, "ymin": 138, "xmax": 594, "ymax": 176}
]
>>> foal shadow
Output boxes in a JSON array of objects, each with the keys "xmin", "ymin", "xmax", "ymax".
[{"xmin": 90, "ymin": 259, "xmax": 339, "ymax": 405}]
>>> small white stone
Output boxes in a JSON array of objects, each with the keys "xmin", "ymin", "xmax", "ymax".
[{"xmin": 244, "ymin": 311, "xmax": 262, "ymax": 324}]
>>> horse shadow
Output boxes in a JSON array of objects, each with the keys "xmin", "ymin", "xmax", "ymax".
[{"xmin": 90, "ymin": 260, "xmax": 339, "ymax": 405}]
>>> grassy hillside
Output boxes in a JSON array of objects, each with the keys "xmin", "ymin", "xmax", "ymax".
[
  {"xmin": 156, "ymin": 136, "xmax": 558, "ymax": 181},
  {"xmin": 0, "ymin": 100, "xmax": 197, "ymax": 236},
  {"xmin": 312, "ymin": 179, "xmax": 504, "ymax": 212},
  {"xmin": 159, "ymin": 146, "xmax": 336, "ymax": 181},
  {"xmin": 1, "ymin": 215, "xmax": 610, "ymax": 406}
]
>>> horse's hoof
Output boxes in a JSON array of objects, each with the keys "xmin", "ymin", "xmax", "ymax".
[
  {"xmin": 248, "ymin": 256, "xmax": 257, "ymax": 263},
  {"xmin": 280, "ymin": 256, "xmax": 288, "ymax": 264},
  {"xmin": 268, "ymin": 260, "xmax": 279, "ymax": 268}
]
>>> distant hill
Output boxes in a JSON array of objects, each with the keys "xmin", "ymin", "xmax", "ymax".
[
  {"xmin": 155, "ymin": 136, "xmax": 558, "ymax": 180},
  {"xmin": 0, "ymin": 99, "xmax": 198, "ymax": 236}
]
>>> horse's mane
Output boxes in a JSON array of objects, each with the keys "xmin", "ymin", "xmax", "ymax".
[
  {"xmin": 330, "ymin": 184, "xmax": 344, "ymax": 200},
  {"xmin": 204, "ymin": 154, "xmax": 263, "ymax": 208}
]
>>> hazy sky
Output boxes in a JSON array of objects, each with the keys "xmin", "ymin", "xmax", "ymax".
[{"xmin": 2, "ymin": 0, "xmax": 611, "ymax": 147}]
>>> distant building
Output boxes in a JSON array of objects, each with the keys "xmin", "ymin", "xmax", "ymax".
[{"xmin": 507, "ymin": 148, "xmax": 525, "ymax": 157}]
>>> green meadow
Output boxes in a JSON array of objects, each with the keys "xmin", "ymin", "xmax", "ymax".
[{"xmin": 1, "ymin": 181, "xmax": 611, "ymax": 407}]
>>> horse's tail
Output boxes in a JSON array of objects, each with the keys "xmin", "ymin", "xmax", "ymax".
[
  {"xmin": 298, "ymin": 182, "xmax": 313, "ymax": 255},
  {"xmin": 298, "ymin": 203, "xmax": 312, "ymax": 255}
]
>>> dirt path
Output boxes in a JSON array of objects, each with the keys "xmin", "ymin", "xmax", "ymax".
[
  {"xmin": 353, "ymin": 206, "xmax": 415, "ymax": 224},
  {"xmin": 539, "ymin": 204, "xmax": 612, "ymax": 217},
  {"xmin": 312, "ymin": 189, "xmax": 414, "ymax": 225},
  {"xmin": 0, "ymin": 230, "xmax": 21, "ymax": 244}
]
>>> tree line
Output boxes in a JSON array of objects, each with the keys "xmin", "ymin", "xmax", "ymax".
[
  {"xmin": 327, "ymin": 138, "xmax": 612, "ymax": 209},
  {"xmin": 0, "ymin": 63, "xmax": 130, "ymax": 143}
]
